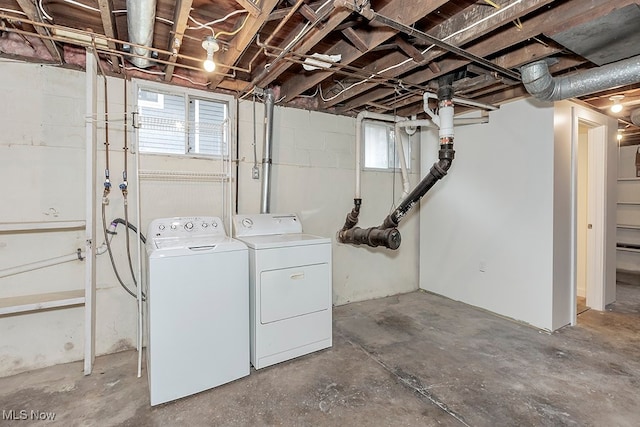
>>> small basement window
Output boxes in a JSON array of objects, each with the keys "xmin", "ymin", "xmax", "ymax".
[
  {"xmin": 363, "ymin": 121, "xmax": 410, "ymax": 171},
  {"xmin": 135, "ymin": 84, "xmax": 233, "ymax": 157}
]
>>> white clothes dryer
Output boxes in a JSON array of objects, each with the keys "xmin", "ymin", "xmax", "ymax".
[
  {"xmin": 145, "ymin": 216, "xmax": 249, "ymax": 406},
  {"xmin": 233, "ymin": 213, "xmax": 332, "ymax": 369}
]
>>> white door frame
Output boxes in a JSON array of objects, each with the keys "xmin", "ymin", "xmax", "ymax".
[
  {"xmin": 585, "ymin": 125, "xmax": 607, "ymax": 311},
  {"xmin": 570, "ymin": 108, "xmax": 610, "ymax": 325}
]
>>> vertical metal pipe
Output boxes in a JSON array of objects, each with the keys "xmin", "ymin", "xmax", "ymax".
[{"xmin": 260, "ymin": 89, "xmax": 275, "ymax": 213}]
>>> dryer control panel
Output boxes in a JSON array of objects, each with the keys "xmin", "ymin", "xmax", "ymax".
[
  {"xmin": 148, "ymin": 216, "xmax": 226, "ymax": 239},
  {"xmin": 234, "ymin": 213, "xmax": 303, "ymax": 237}
]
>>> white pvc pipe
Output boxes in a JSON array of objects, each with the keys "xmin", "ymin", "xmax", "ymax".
[
  {"xmin": 355, "ymin": 111, "xmax": 406, "ymax": 199},
  {"xmin": 395, "ymin": 120, "xmax": 438, "ymax": 198},
  {"xmin": 439, "ymin": 104, "xmax": 455, "ymax": 140},
  {"xmin": 394, "ymin": 127, "xmax": 410, "ymax": 197}
]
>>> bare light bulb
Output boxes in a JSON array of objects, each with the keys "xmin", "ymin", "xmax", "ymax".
[
  {"xmin": 201, "ymin": 36, "xmax": 219, "ymax": 73},
  {"xmin": 610, "ymin": 95, "xmax": 624, "ymax": 113},
  {"xmin": 203, "ymin": 55, "xmax": 216, "ymax": 73}
]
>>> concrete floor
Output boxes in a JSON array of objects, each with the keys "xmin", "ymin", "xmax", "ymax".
[{"xmin": 1, "ymin": 283, "xmax": 639, "ymax": 426}]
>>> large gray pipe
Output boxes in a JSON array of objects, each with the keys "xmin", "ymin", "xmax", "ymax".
[
  {"xmin": 260, "ymin": 89, "xmax": 275, "ymax": 214},
  {"xmin": 126, "ymin": 0, "xmax": 157, "ymax": 68},
  {"xmin": 521, "ymin": 55, "xmax": 640, "ymax": 101}
]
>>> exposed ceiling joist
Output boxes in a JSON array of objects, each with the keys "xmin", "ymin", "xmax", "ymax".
[
  {"xmin": 336, "ymin": 0, "xmax": 617, "ymax": 113},
  {"xmin": 327, "ymin": 0, "xmax": 554, "ymax": 110},
  {"xmin": 234, "ymin": 0, "xmax": 261, "ymax": 17},
  {"xmin": 15, "ymin": 0, "xmax": 62, "ymax": 62},
  {"xmin": 0, "ymin": 0, "xmax": 638, "ymax": 135},
  {"xmin": 208, "ymin": 0, "xmax": 280, "ymax": 89},
  {"xmin": 341, "ymin": 27, "xmax": 368, "ymax": 53},
  {"xmin": 96, "ymin": 0, "xmax": 120, "ymax": 72},
  {"xmin": 379, "ymin": 43, "xmax": 561, "ymax": 114},
  {"xmin": 252, "ymin": 6, "xmax": 352, "ymax": 88},
  {"xmin": 395, "ymin": 37, "xmax": 425, "ymax": 63},
  {"xmin": 164, "ymin": 0, "xmax": 193, "ymax": 82},
  {"xmin": 278, "ymin": 0, "xmax": 449, "ymax": 102}
]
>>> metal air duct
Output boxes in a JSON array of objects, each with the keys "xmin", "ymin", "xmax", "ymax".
[
  {"xmin": 126, "ymin": 0, "xmax": 157, "ymax": 68},
  {"xmin": 260, "ymin": 89, "xmax": 275, "ymax": 214},
  {"xmin": 631, "ymin": 108, "xmax": 640, "ymax": 127},
  {"xmin": 521, "ymin": 55, "xmax": 640, "ymax": 101}
]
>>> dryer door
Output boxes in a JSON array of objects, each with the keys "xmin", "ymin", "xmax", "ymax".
[{"xmin": 260, "ymin": 263, "xmax": 330, "ymax": 324}]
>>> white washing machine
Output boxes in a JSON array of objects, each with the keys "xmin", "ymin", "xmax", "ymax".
[
  {"xmin": 233, "ymin": 213, "xmax": 332, "ymax": 369},
  {"xmin": 145, "ymin": 216, "xmax": 249, "ymax": 406}
]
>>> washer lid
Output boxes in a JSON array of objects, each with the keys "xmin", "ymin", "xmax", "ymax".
[
  {"xmin": 236, "ymin": 233, "xmax": 330, "ymax": 250},
  {"xmin": 153, "ymin": 234, "xmax": 230, "ymax": 250},
  {"xmin": 147, "ymin": 235, "xmax": 247, "ymax": 256}
]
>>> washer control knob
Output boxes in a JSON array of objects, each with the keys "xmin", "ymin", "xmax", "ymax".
[
  {"xmin": 184, "ymin": 222, "xmax": 194, "ymax": 231},
  {"xmin": 202, "ymin": 222, "xmax": 208, "ymax": 228},
  {"xmin": 212, "ymin": 221, "xmax": 218, "ymax": 228},
  {"xmin": 241, "ymin": 218, "xmax": 253, "ymax": 228},
  {"xmin": 170, "ymin": 224, "xmax": 177, "ymax": 230},
  {"xmin": 158, "ymin": 224, "xmax": 165, "ymax": 230}
]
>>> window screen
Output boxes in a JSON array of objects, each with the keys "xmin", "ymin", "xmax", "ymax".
[
  {"xmin": 363, "ymin": 121, "xmax": 410, "ymax": 170},
  {"xmin": 137, "ymin": 88, "xmax": 229, "ymax": 156}
]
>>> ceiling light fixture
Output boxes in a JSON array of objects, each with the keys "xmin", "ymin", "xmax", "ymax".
[
  {"xmin": 610, "ymin": 95, "xmax": 625, "ymax": 113},
  {"xmin": 201, "ymin": 36, "xmax": 220, "ymax": 73}
]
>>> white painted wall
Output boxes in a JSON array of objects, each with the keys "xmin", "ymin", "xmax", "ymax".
[
  {"xmin": 0, "ymin": 63, "xmax": 138, "ymax": 377},
  {"xmin": 420, "ymin": 98, "xmax": 617, "ymax": 331},
  {"xmin": 0, "ymin": 61, "xmax": 421, "ymax": 377},
  {"xmin": 419, "ymin": 99, "xmax": 556, "ymax": 330}
]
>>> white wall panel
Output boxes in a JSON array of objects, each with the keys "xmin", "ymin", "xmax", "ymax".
[{"xmin": 420, "ymin": 99, "xmax": 556, "ymax": 330}]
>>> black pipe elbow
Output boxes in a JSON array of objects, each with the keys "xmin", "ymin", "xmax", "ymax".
[
  {"xmin": 341, "ymin": 198, "xmax": 362, "ymax": 232},
  {"xmin": 338, "ymin": 226, "xmax": 401, "ymax": 250}
]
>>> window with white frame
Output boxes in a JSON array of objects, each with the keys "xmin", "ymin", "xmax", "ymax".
[
  {"xmin": 363, "ymin": 121, "xmax": 410, "ymax": 170},
  {"xmin": 136, "ymin": 85, "xmax": 232, "ymax": 157}
]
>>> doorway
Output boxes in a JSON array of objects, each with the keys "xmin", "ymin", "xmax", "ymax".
[{"xmin": 572, "ymin": 111, "xmax": 614, "ymax": 325}]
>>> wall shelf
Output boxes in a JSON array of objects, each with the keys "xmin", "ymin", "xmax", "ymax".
[
  {"xmin": 617, "ymin": 247, "xmax": 640, "ymax": 253},
  {"xmin": 0, "ymin": 221, "xmax": 85, "ymax": 233},
  {"xmin": 617, "ymin": 202, "xmax": 640, "ymax": 205},
  {"xmin": 618, "ymin": 178, "xmax": 640, "ymax": 181},
  {"xmin": 617, "ymin": 224, "xmax": 640, "ymax": 230},
  {"xmin": 0, "ymin": 290, "xmax": 85, "ymax": 316}
]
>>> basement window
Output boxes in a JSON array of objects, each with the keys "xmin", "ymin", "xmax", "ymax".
[
  {"xmin": 363, "ymin": 121, "xmax": 410, "ymax": 171},
  {"xmin": 135, "ymin": 84, "xmax": 234, "ymax": 157}
]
